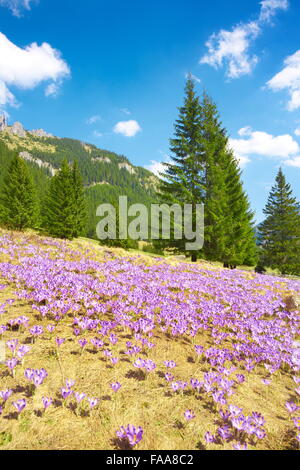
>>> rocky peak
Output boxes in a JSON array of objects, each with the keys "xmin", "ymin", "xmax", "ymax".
[
  {"xmin": 30, "ymin": 129, "xmax": 54, "ymax": 138},
  {"xmin": 0, "ymin": 115, "xmax": 7, "ymax": 131},
  {"xmin": 9, "ymin": 121, "xmax": 26, "ymax": 138}
]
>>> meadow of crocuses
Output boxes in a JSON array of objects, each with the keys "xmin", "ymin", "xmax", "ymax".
[{"xmin": 0, "ymin": 229, "xmax": 299, "ymax": 450}]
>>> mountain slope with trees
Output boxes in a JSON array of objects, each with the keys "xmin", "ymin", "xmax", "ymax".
[{"xmin": 0, "ymin": 124, "xmax": 158, "ymax": 238}]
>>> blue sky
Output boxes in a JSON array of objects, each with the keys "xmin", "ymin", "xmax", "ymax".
[{"xmin": 0, "ymin": 0, "xmax": 300, "ymax": 222}]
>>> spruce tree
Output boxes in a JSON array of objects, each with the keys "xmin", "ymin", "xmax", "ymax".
[
  {"xmin": 258, "ymin": 168, "xmax": 300, "ymax": 274},
  {"xmin": 0, "ymin": 155, "xmax": 38, "ymax": 230},
  {"xmin": 160, "ymin": 77, "xmax": 205, "ymax": 261},
  {"xmin": 43, "ymin": 159, "xmax": 76, "ymax": 239},
  {"xmin": 159, "ymin": 80, "xmax": 257, "ymax": 267},
  {"xmin": 222, "ymin": 151, "xmax": 257, "ymax": 267},
  {"xmin": 200, "ymin": 92, "xmax": 230, "ymax": 262}
]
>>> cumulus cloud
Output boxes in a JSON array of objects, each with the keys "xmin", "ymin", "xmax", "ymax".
[
  {"xmin": 267, "ymin": 50, "xmax": 300, "ymax": 111},
  {"xmin": 0, "ymin": 0, "xmax": 38, "ymax": 17},
  {"xmin": 259, "ymin": 0, "xmax": 289, "ymax": 22},
  {"xmin": 144, "ymin": 160, "xmax": 166, "ymax": 177},
  {"xmin": 285, "ymin": 156, "xmax": 300, "ymax": 167},
  {"xmin": 113, "ymin": 120, "xmax": 141, "ymax": 137},
  {"xmin": 144, "ymin": 152, "xmax": 171, "ymax": 177},
  {"xmin": 86, "ymin": 115, "xmax": 101, "ymax": 125},
  {"xmin": 200, "ymin": 0, "xmax": 288, "ymax": 79},
  {"xmin": 229, "ymin": 127, "xmax": 300, "ymax": 166},
  {"xmin": 0, "ymin": 32, "xmax": 70, "ymax": 108},
  {"xmin": 200, "ymin": 22, "xmax": 260, "ymax": 79},
  {"xmin": 295, "ymin": 127, "xmax": 300, "ymax": 136}
]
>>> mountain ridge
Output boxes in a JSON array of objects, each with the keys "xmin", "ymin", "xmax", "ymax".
[{"xmin": 0, "ymin": 117, "xmax": 159, "ymax": 238}]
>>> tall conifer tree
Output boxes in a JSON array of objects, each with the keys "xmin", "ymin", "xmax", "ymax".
[
  {"xmin": 160, "ymin": 77, "xmax": 205, "ymax": 261},
  {"xmin": 0, "ymin": 155, "xmax": 38, "ymax": 230},
  {"xmin": 43, "ymin": 159, "xmax": 78, "ymax": 239},
  {"xmin": 258, "ymin": 168, "xmax": 300, "ymax": 274},
  {"xmin": 160, "ymin": 79, "xmax": 257, "ymax": 266}
]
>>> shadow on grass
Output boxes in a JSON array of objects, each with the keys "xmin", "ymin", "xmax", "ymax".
[
  {"xmin": 125, "ymin": 369, "xmax": 146, "ymax": 381},
  {"xmin": 3, "ymin": 411, "xmax": 18, "ymax": 420},
  {"xmin": 111, "ymin": 437, "xmax": 132, "ymax": 450}
]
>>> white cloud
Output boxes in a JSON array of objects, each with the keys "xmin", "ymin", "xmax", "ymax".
[
  {"xmin": 295, "ymin": 127, "xmax": 300, "ymax": 136},
  {"xmin": 0, "ymin": 80, "xmax": 18, "ymax": 107},
  {"xmin": 45, "ymin": 82, "xmax": 60, "ymax": 97},
  {"xmin": 144, "ymin": 160, "xmax": 166, "ymax": 177},
  {"xmin": 267, "ymin": 50, "xmax": 300, "ymax": 110},
  {"xmin": 86, "ymin": 115, "xmax": 101, "ymax": 125},
  {"xmin": 238, "ymin": 126, "xmax": 253, "ymax": 137},
  {"xmin": 285, "ymin": 156, "xmax": 300, "ymax": 167},
  {"xmin": 200, "ymin": 22, "xmax": 260, "ymax": 79},
  {"xmin": 113, "ymin": 120, "xmax": 141, "ymax": 137},
  {"xmin": 229, "ymin": 127, "xmax": 300, "ymax": 165},
  {"xmin": 0, "ymin": 32, "xmax": 70, "ymax": 108},
  {"xmin": 200, "ymin": 0, "xmax": 288, "ymax": 79},
  {"xmin": 144, "ymin": 152, "xmax": 171, "ymax": 177},
  {"xmin": 0, "ymin": 0, "xmax": 38, "ymax": 17},
  {"xmin": 259, "ymin": 0, "xmax": 288, "ymax": 22}
]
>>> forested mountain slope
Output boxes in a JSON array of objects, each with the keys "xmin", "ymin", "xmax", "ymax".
[{"xmin": 0, "ymin": 120, "xmax": 159, "ymax": 238}]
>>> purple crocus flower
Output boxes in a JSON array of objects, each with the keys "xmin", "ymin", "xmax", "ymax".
[
  {"xmin": 116, "ymin": 424, "xmax": 143, "ymax": 447},
  {"xmin": 110, "ymin": 382, "xmax": 121, "ymax": 392},
  {"xmin": 0, "ymin": 389, "xmax": 13, "ymax": 401},
  {"xmin": 65, "ymin": 379, "xmax": 75, "ymax": 389},
  {"xmin": 30, "ymin": 325, "xmax": 44, "ymax": 337},
  {"xmin": 61, "ymin": 388, "xmax": 73, "ymax": 399},
  {"xmin": 78, "ymin": 338, "xmax": 87, "ymax": 348},
  {"xmin": 144, "ymin": 359, "xmax": 156, "ymax": 372},
  {"xmin": 171, "ymin": 382, "xmax": 180, "ymax": 392},
  {"xmin": 47, "ymin": 324, "xmax": 55, "ymax": 333},
  {"xmin": 236, "ymin": 374, "xmax": 245, "ymax": 384},
  {"xmin": 6, "ymin": 358, "xmax": 18, "ymax": 370},
  {"xmin": 165, "ymin": 373, "xmax": 174, "ymax": 382},
  {"xmin": 56, "ymin": 337, "xmax": 65, "ymax": 347},
  {"xmin": 25, "ymin": 368, "xmax": 35, "ymax": 381},
  {"xmin": 218, "ymin": 425, "xmax": 232, "ymax": 441},
  {"xmin": 6, "ymin": 339, "xmax": 18, "ymax": 352},
  {"xmin": 42, "ymin": 397, "xmax": 53, "ymax": 409},
  {"xmin": 133, "ymin": 358, "xmax": 145, "ymax": 368},
  {"xmin": 33, "ymin": 375, "xmax": 44, "ymax": 387},
  {"xmin": 204, "ymin": 431, "xmax": 216, "ymax": 444},
  {"xmin": 255, "ymin": 428, "xmax": 266, "ymax": 439},
  {"xmin": 13, "ymin": 399, "xmax": 26, "ymax": 413},
  {"xmin": 195, "ymin": 345, "xmax": 204, "ymax": 355},
  {"xmin": 163, "ymin": 360, "xmax": 176, "ymax": 368},
  {"xmin": 286, "ymin": 401, "xmax": 299, "ymax": 414},
  {"xmin": 184, "ymin": 409, "xmax": 195, "ymax": 421},
  {"xmin": 16, "ymin": 345, "xmax": 31, "ymax": 359},
  {"xmin": 233, "ymin": 442, "xmax": 248, "ymax": 450},
  {"xmin": 88, "ymin": 397, "xmax": 98, "ymax": 408},
  {"xmin": 74, "ymin": 392, "xmax": 86, "ymax": 403}
]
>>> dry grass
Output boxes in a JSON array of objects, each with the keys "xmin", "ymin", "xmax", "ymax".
[{"xmin": 0, "ymin": 229, "xmax": 299, "ymax": 450}]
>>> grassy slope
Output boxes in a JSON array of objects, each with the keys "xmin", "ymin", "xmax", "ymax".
[{"xmin": 0, "ymin": 229, "xmax": 299, "ymax": 450}]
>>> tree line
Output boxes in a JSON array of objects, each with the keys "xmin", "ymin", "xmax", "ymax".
[
  {"xmin": 0, "ymin": 155, "xmax": 87, "ymax": 240},
  {"xmin": 155, "ymin": 77, "xmax": 300, "ymax": 275}
]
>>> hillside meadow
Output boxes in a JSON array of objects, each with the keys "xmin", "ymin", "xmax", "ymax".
[{"xmin": 0, "ymin": 229, "xmax": 299, "ymax": 450}]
